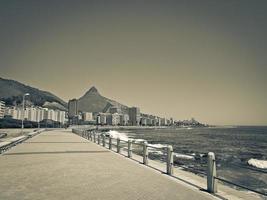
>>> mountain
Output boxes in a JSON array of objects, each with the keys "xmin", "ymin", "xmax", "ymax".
[
  {"xmin": 77, "ymin": 86, "xmax": 129, "ymax": 114},
  {"xmin": 0, "ymin": 77, "xmax": 67, "ymax": 110}
]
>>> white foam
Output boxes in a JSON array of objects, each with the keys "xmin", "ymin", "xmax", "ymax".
[
  {"xmin": 248, "ymin": 158, "xmax": 267, "ymax": 169},
  {"xmin": 200, "ymin": 153, "xmax": 205, "ymax": 157},
  {"xmin": 149, "ymin": 143, "xmax": 167, "ymax": 148},
  {"xmin": 174, "ymin": 153, "xmax": 195, "ymax": 160},
  {"xmin": 107, "ymin": 130, "xmax": 129, "ymax": 141}
]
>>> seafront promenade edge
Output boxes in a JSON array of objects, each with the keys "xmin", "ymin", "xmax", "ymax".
[
  {"xmin": 0, "ymin": 129, "xmax": 264, "ymax": 200},
  {"xmin": 0, "ymin": 129, "xmax": 220, "ymax": 200}
]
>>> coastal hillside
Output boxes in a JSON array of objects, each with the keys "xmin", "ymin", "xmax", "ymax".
[
  {"xmin": 77, "ymin": 86, "xmax": 129, "ymax": 113},
  {"xmin": 0, "ymin": 77, "xmax": 67, "ymax": 110}
]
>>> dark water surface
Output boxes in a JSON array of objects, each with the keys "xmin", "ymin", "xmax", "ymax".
[{"xmin": 121, "ymin": 126, "xmax": 267, "ymax": 194}]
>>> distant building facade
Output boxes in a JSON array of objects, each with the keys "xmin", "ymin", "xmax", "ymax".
[
  {"xmin": 97, "ymin": 113, "xmax": 107, "ymax": 125},
  {"xmin": 82, "ymin": 112, "xmax": 93, "ymax": 121},
  {"xmin": 141, "ymin": 117, "xmax": 147, "ymax": 126},
  {"xmin": 111, "ymin": 113, "xmax": 120, "ymax": 125},
  {"xmin": 128, "ymin": 107, "xmax": 141, "ymax": 126},
  {"xmin": 68, "ymin": 99, "xmax": 78, "ymax": 117},
  {"xmin": 68, "ymin": 99, "xmax": 78, "ymax": 124},
  {"xmin": 120, "ymin": 114, "xmax": 129, "ymax": 126}
]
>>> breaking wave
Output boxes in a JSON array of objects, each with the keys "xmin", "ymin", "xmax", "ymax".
[
  {"xmin": 174, "ymin": 153, "xmax": 195, "ymax": 160},
  {"xmin": 106, "ymin": 130, "xmax": 129, "ymax": 141},
  {"xmin": 107, "ymin": 130, "xmax": 196, "ymax": 160},
  {"xmin": 247, "ymin": 158, "xmax": 267, "ymax": 169}
]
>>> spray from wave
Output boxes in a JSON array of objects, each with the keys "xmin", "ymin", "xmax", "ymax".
[
  {"xmin": 106, "ymin": 130, "xmax": 129, "ymax": 141},
  {"xmin": 247, "ymin": 158, "xmax": 267, "ymax": 169}
]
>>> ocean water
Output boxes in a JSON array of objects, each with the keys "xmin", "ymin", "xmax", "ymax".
[{"xmin": 110, "ymin": 126, "xmax": 267, "ymax": 194}]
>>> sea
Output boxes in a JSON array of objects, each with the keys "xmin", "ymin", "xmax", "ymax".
[{"xmin": 106, "ymin": 126, "xmax": 267, "ymax": 195}]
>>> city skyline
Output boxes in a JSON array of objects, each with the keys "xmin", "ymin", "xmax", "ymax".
[{"xmin": 1, "ymin": 1, "xmax": 267, "ymax": 125}]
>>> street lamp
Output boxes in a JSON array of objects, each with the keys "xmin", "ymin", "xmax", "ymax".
[{"xmin": 21, "ymin": 93, "xmax": 30, "ymax": 132}]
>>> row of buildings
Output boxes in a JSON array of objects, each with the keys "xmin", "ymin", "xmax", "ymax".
[
  {"xmin": 0, "ymin": 101, "xmax": 66, "ymax": 124},
  {"xmin": 67, "ymin": 99, "xmax": 175, "ymax": 126},
  {"xmin": 68, "ymin": 98, "xmax": 141, "ymax": 126}
]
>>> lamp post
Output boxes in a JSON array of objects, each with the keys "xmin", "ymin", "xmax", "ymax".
[{"xmin": 21, "ymin": 93, "xmax": 30, "ymax": 132}]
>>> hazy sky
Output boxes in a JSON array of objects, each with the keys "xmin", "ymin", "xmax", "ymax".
[{"xmin": 0, "ymin": 0, "xmax": 267, "ymax": 125}]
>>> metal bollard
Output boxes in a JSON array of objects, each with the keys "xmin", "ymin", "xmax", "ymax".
[
  {"xmin": 207, "ymin": 152, "xmax": 217, "ymax": 193},
  {"xmin": 109, "ymin": 136, "xmax": 112, "ymax": 150},
  {"xmin": 102, "ymin": 135, "xmax": 106, "ymax": 147},
  {"xmin": 166, "ymin": 145, "xmax": 173, "ymax": 175},
  {"xmin": 143, "ymin": 141, "xmax": 148, "ymax": 165},
  {"xmin": 97, "ymin": 134, "xmax": 100, "ymax": 144},
  {"xmin": 128, "ymin": 140, "xmax": 132, "ymax": 158},
  {"xmin": 117, "ymin": 138, "xmax": 121, "ymax": 153}
]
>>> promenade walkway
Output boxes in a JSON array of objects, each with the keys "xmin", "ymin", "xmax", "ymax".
[{"xmin": 0, "ymin": 129, "xmax": 220, "ymax": 200}]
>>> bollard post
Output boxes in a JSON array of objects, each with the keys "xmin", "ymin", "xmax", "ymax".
[
  {"xmin": 143, "ymin": 141, "xmax": 148, "ymax": 165},
  {"xmin": 93, "ymin": 132, "xmax": 96, "ymax": 143},
  {"xmin": 97, "ymin": 134, "xmax": 100, "ymax": 144},
  {"xmin": 117, "ymin": 138, "xmax": 121, "ymax": 153},
  {"xmin": 128, "ymin": 140, "xmax": 132, "ymax": 158},
  {"xmin": 102, "ymin": 135, "xmax": 106, "ymax": 147},
  {"xmin": 207, "ymin": 152, "xmax": 217, "ymax": 193},
  {"xmin": 109, "ymin": 136, "xmax": 112, "ymax": 150},
  {"xmin": 87, "ymin": 131, "xmax": 89, "ymax": 140},
  {"xmin": 167, "ymin": 145, "xmax": 173, "ymax": 175}
]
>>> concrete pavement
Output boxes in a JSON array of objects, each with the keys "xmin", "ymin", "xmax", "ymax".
[{"xmin": 0, "ymin": 129, "xmax": 219, "ymax": 200}]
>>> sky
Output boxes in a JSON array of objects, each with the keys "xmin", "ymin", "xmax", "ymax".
[{"xmin": 0, "ymin": 0, "xmax": 267, "ymax": 125}]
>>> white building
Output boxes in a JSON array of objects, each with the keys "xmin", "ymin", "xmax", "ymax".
[
  {"xmin": 57, "ymin": 110, "xmax": 66, "ymax": 124},
  {"xmin": 120, "ymin": 114, "xmax": 129, "ymax": 126},
  {"xmin": 48, "ymin": 109, "xmax": 56, "ymax": 121},
  {"xmin": 4, "ymin": 106, "xmax": 66, "ymax": 124},
  {"xmin": 97, "ymin": 113, "xmax": 107, "ymax": 125},
  {"xmin": 111, "ymin": 113, "xmax": 120, "ymax": 125},
  {"xmin": 27, "ymin": 107, "xmax": 37, "ymax": 122},
  {"xmin": 160, "ymin": 118, "xmax": 167, "ymax": 126},
  {"xmin": 141, "ymin": 117, "xmax": 147, "ymax": 126}
]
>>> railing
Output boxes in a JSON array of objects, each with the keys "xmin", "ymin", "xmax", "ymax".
[
  {"xmin": 72, "ymin": 128, "xmax": 267, "ymax": 197},
  {"xmin": 0, "ymin": 129, "xmax": 45, "ymax": 154}
]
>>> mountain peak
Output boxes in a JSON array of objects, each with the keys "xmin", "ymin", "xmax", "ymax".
[{"xmin": 87, "ymin": 86, "xmax": 99, "ymax": 94}]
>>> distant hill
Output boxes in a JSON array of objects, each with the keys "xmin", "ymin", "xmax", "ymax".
[
  {"xmin": 77, "ymin": 86, "xmax": 129, "ymax": 114},
  {"xmin": 0, "ymin": 77, "xmax": 67, "ymax": 110}
]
